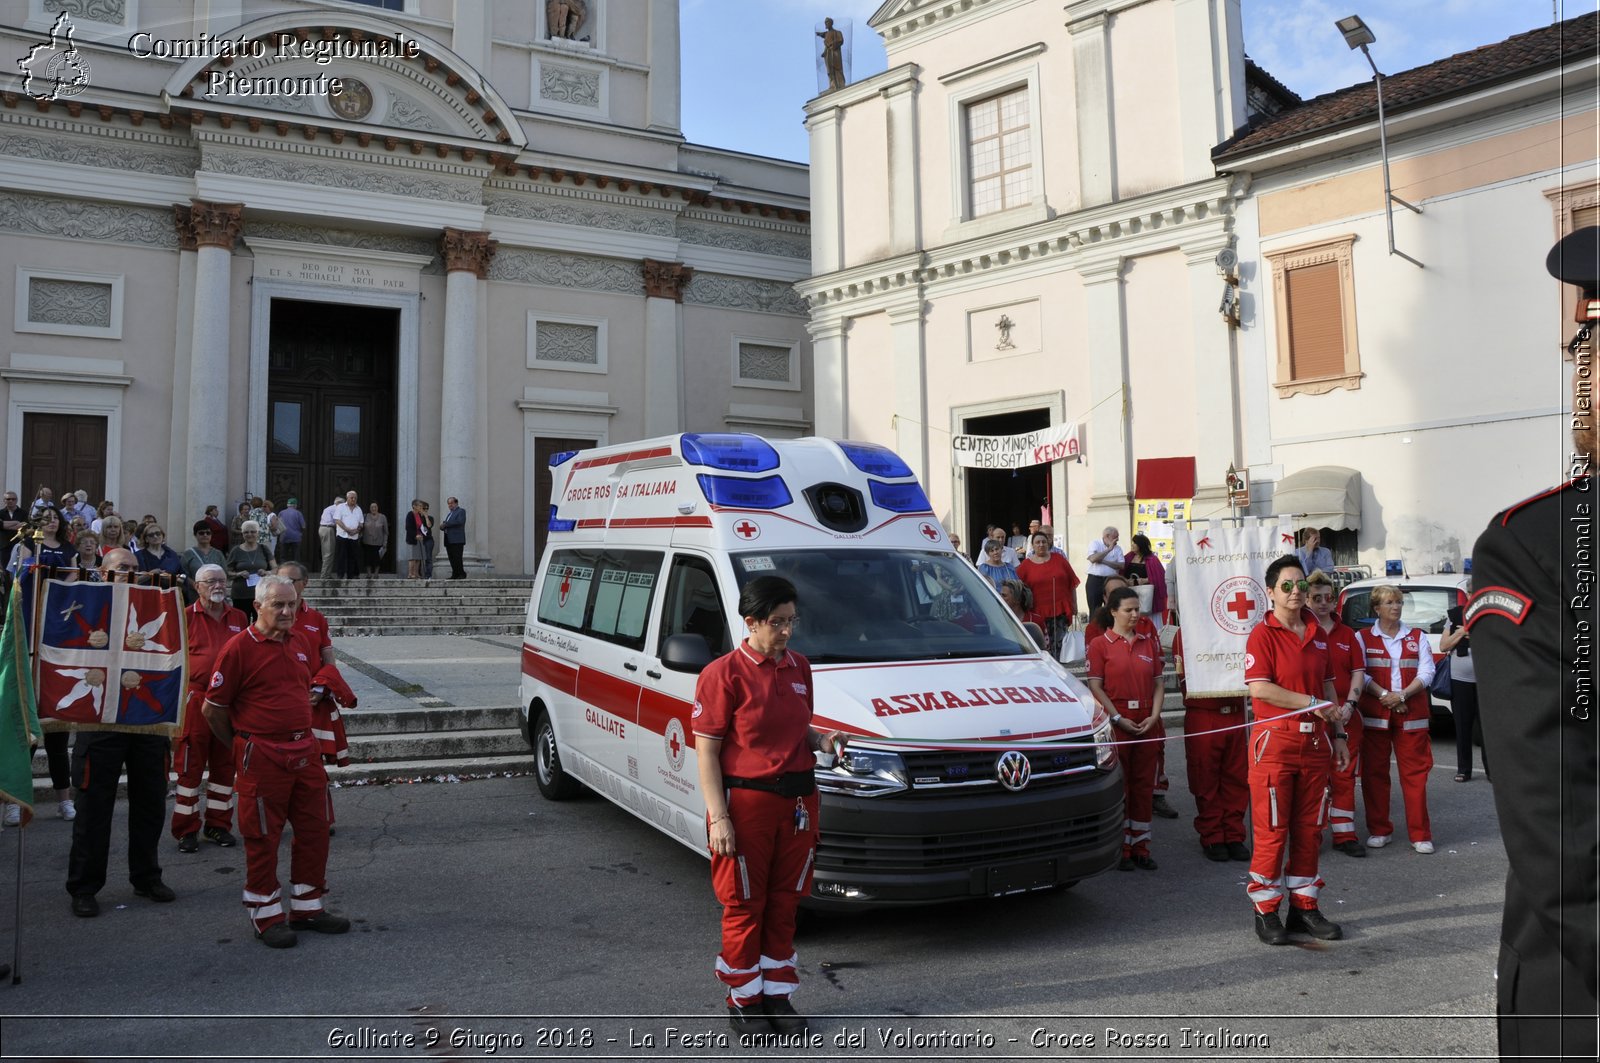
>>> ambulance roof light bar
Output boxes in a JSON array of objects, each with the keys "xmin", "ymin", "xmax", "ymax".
[
  {"xmin": 696, "ymin": 473, "xmax": 794, "ymax": 510},
  {"xmin": 868, "ymin": 479, "xmax": 932, "ymax": 514},
  {"xmin": 838, "ymin": 441, "xmax": 913, "ymax": 479},
  {"xmin": 681, "ymin": 433, "xmax": 780, "ymax": 474}
]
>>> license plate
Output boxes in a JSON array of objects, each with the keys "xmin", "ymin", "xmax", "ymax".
[{"xmin": 987, "ymin": 858, "xmax": 1057, "ymax": 896}]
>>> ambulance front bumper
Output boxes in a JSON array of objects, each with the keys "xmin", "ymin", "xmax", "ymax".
[{"xmin": 808, "ymin": 763, "xmax": 1124, "ymax": 906}]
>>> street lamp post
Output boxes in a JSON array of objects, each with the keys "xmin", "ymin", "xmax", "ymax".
[{"xmin": 1336, "ymin": 14, "xmax": 1423, "ymax": 268}]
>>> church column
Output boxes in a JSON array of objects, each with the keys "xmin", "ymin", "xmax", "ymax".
[
  {"xmin": 646, "ymin": 0, "xmax": 681, "ymax": 133},
  {"xmin": 167, "ymin": 207, "xmax": 198, "ymax": 540},
  {"xmin": 805, "ymin": 105, "xmax": 844, "ymax": 274},
  {"xmin": 1081, "ymin": 257, "xmax": 1132, "ymax": 537},
  {"xmin": 888, "ymin": 301, "xmax": 929, "ymax": 481},
  {"xmin": 882, "ymin": 80, "xmax": 920, "ymax": 256},
  {"xmin": 439, "ymin": 228, "xmax": 497, "ymax": 564},
  {"xmin": 807, "ymin": 316, "xmax": 848, "ymax": 439},
  {"xmin": 184, "ymin": 200, "xmax": 242, "ymax": 525},
  {"xmin": 642, "ymin": 259, "xmax": 692, "ymax": 436},
  {"xmin": 1067, "ymin": 8, "xmax": 1115, "ymax": 208}
]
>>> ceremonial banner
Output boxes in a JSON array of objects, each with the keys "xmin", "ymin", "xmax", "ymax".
[
  {"xmin": 0, "ymin": 581, "xmax": 42, "ymax": 822},
  {"xmin": 1174, "ymin": 520, "xmax": 1297, "ymax": 697},
  {"xmin": 33, "ymin": 579, "xmax": 187, "ymax": 735},
  {"xmin": 951, "ymin": 423, "xmax": 1080, "ymax": 469}
]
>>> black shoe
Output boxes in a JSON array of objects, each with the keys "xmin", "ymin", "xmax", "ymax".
[
  {"xmin": 202, "ymin": 826, "xmax": 237, "ymax": 848},
  {"xmin": 177, "ymin": 832, "xmax": 199, "ymax": 853},
  {"xmin": 134, "ymin": 880, "xmax": 176, "ymax": 903},
  {"xmin": 1226, "ymin": 841, "xmax": 1251, "ymax": 861},
  {"xmin": 760, "ymin": 997, "xmax": 808, "ymax": 1035},
  {"xmin": 1334, "ymin": 840, "xmax": 1367, "ymax": 858},
  {"xmin": 1132, "ymin": 854, "xmax": 1158, "ymax": 871},
  {"xmin": 727, "ymin": 1002, "xmax": 772, "ymax": 1037},
  {"xmin": 71, "ymin": 894, "xmax": 99, "ymax": 918},
  {"xmin": 1204, "ymin": 843, "xmax": 1230, "ymax": 862},
  {"xmin": 1152, "ymin": 795, "xmax": 1179, "ymax": 819},
  {"xmin": 1117, "ymin": 855, "xmax": 1135, "ymax": 871},
  {"xmin": 1286, "ymin": 906, "xmax": 1343, "ymax": 940},
  {"xmin": 257, "ymin": 923, "xmax": 297, "ymax": 949},
  {"xmin": 289, "ymin": 912, "xmax": 351, "ymax": 934},
  {"xmin": 328, "ymin": 825, "xmax": 336, "ymax": 838},
  {"xmin": 1254, "ymin": 911, "xmax": 1290, "ymax": 945}
]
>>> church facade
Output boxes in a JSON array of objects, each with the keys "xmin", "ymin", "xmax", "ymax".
[{"xmin": 1, "ymin": 0, "xmax": 813, "ymax": 574}]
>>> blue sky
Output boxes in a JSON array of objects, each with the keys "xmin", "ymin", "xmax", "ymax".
[{"xmin": 681, "ymin": 0, "xmax": 1582, "ymax": 162}]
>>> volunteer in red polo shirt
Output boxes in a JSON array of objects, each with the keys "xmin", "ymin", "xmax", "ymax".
[
  {"xmin": 1173, "ymin": 627, "xmax": 1250, "ymax": 862},
  {"xmin": 1242, "ymin": 555, "xmax": 1349, "ymax": 946},
  {"xmin": 693, "ymin": 575, "xmax": 844, "ymax": 1039},
  {"xmin": 1085, "ymin": 586, "xmax": 1166, "ymax": 870},
  {"xmin": 170, "ymin": 563, "xmax": 248, "ymax": 853},
  {"xmin": 203, "ymin": 574, "xmax": 350, "ymax": 949},
  {"xmin": 1306, "ymin": 569, "xmax": 1367, "ymax": 858}
]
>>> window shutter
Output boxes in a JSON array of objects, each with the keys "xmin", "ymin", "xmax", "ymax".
[
  {"xmin": 1575, "ymin": 204, "xmax": 1600, "ymax": 231},
  {"xmin": 1285, "ymin": 262, "xmax": 1346, "ymax": 380}
]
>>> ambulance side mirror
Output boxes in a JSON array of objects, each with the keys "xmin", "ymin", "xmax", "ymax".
[
  {"xmin": 1022, "ymin": 621, "xmax": 1047, "ymax": 651},
  {"xmin": 661, "ymin": 633, "xmax": 714, "ymax": 673}
]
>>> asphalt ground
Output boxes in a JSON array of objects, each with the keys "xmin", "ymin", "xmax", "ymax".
[{"xmin": 0, "ymin": 707, "xmax": 1503, "ymax": 1063}]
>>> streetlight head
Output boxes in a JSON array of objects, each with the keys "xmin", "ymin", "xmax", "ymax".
[{"xmin": 1336, "ymin": 15, "xmax": 1375, "ymax": 50}]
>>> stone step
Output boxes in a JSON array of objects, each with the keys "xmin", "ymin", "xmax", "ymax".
[
  {"xmin": 345, "ymin": 727, "xmax": 528, "ymax": 762},
  {"xmin": 314, "ymin": 603, "xmax": 526, "ymax": 619},
  {"xmin": 303, "ymin": 579, "xmax": 535, "ymax": 598},
  {"xmin": 341, "ymin": 705, "xmax": 521, "ymax": 735},
  {"xmin": 333, "ymin": 622, "xmax": 523, "ymax": 637}
]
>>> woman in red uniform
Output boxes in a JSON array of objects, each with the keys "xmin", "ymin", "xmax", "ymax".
[
  {"xmin": 693, "ymin": 576, "xmax": 845, "ymax": 1038},
  {"xmin": 1173, "ymin": 627, "xmax": 1249, "ymax": 861},
  {"xmin": 1086, "ymin": 586, "xmax": 1166, "ymax": 870},
  {"xmin": 1356, "ymin": 584, "xmax": 1435, "ymax": 853},
  {"xmin": 1306, "ymin": 569, "xmax": 1367, "ymax": 857},
  {"xmin": 1086, "ymin": 575, "xmax": 1175, "ymax": 818},
  {"xmin": 1242, "ymin": 555, "xmax": 1348, "ymax": 945}
]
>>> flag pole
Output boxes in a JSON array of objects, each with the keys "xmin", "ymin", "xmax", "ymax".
[{"xmin": 11, "ymin": 821, "xmax": 21, "ymax": 983}]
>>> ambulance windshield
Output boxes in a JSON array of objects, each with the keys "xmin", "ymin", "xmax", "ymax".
[{"xmin": 732, "ymin": 549, "xmax": 1035, "ymax": 663}]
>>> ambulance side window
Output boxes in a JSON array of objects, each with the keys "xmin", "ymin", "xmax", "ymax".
[
  {"xmin": 537, "ymin": 550, "xmax": 597, "ymax": 632},
  {"xmin": 659, "ymin": 555, "xmax": 730, "ymax": 658},
  {"xmin": 586, "ymin": 550, "xmax": 662, "ymax": 651}
]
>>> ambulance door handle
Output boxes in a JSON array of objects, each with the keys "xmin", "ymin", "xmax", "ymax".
[
  {"xmin": 646, "ymin": 669, "xmax": 662, "ymax": 679},
  {"xmin": 623, "ymin": 662, "xmax": 639, "ymax": 672}
]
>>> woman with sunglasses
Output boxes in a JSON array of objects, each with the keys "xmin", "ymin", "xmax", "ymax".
[
  {"xmin": 1356, "ymin": 584, "xmax": 1435, "ymax": 854},
  {"xmin": 1241, "ymin": 555, "xmax": 1348, "ymax": 945},
  {"xmin": 1304, "ymin": 570, "xmax": 1368, "ymax": 858},
  {"xmin": 135, "ymin": 525, "xmax": 182, "ymax": 582}
]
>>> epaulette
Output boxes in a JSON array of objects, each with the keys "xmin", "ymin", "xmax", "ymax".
[{"xmin": 1498, "ymin": 477, "xmax": 1589, "ymax": 527}]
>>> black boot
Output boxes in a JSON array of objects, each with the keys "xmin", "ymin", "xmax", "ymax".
[
  {"xmin": 728, "ymin": 1002, "xmax": 772, "ymax": 1037},
  {"xmin": 1286, "ymin": 906, "xmax": 1343, "ymax": 940},
  {"xmin": 1254, "ymin": 911, "xmax": 1290, "ymax": 945},
  {"xmin": 1151, "ymin": 794, "xmax": 1179, "ymax": 819}
]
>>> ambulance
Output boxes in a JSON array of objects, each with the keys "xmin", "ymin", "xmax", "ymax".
[{"xmin": 519, "ymin": 433, "xmax": 1123, "ymax": 905}]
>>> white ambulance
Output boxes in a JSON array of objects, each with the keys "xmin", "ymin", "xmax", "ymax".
[{"xmin": 519, "ymin": 433, "xmax": 1123, "ymax": 904}]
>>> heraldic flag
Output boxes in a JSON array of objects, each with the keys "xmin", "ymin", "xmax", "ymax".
[
  {"xmin": 33, "ymin": 578, "xmax": 187, "ymax": 736},
  {"xmin": 1, "ymin": 580, "xmax": 43, "ymax": 825}
]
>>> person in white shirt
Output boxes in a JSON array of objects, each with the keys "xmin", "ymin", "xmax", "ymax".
[
  {"xmin": 1085, "ymin": 527, "xmax": 1124, "ymax": 613},
  {"xmin": 332, "ymin": 491, "xmax": 364, "ymax": 579},
  {"xmin": 318, "ymin": 496, "xmax": 341, "ymax": 580},
  {"xmin": 985, "ymin": 525, "xmax": 1019, "ymax": 567}
]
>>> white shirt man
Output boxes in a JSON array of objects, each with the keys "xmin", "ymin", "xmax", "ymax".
[
  {"xmin": 1085, "ymin": 527, "xmax": 1124, "ymax": 613},
  {"xmin": 330, "ymin": 492, "xmax": 364, "ymax": 580}
]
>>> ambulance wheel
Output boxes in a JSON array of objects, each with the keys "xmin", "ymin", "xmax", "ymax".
[{"xmin": 533, "ymin": 710, "xmax": 580, "ymax": 800}]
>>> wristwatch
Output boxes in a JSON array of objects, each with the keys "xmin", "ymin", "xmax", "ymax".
[
  {"xmin": 1332, "ymin": 732, "xmax": 1348, "ymax": 741},
  {"xmin": 1110, "ymin": 714, "xmax": 1124, "ymax": 728}
]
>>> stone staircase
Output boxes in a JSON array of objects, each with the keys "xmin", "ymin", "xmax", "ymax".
[{"xmin": 301, "ymin": 576, "xmax": 535, "ymax": 637}]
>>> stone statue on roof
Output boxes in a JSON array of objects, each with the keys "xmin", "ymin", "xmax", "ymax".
[{"xmin": 548, "ymin": 0, "xmax": 588, "ymax": 41}]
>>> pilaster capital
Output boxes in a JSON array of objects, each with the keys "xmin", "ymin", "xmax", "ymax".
[
  {"xmin": 805, "ymin": 316, "xmax": 849, "ymax": 343},
  {"xmin": 642, "ymin": 258, "xmax": 694, "ymax": 302},
  {"xmin": 173, "ymin": 205, "xmax": 197, "ymax": 252},
  {"xmin": 188, "ymin": 200, "xmax": 242, "ymax": 251},
  {"xmin": 886, "ymin": 300, "xmax": 927, "ymax": 325},
  {"xmin": 440, "ymin": 228, "xmax": 498, "ymax": 278},
  {"xmin": 1077, "ymin": 255, "xmax": 1127, "ymax": 285}
]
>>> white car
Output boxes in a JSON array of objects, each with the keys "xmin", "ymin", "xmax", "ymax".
[{"xmin": 1337, "ymin": 573, "xmax": 1470, "ymax": 723}]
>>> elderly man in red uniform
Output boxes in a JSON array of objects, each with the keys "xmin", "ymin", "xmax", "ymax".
[
  {"xmin": 1306, "ymin": 569, "xmax": 1367, "ymax": 857},
  {"xmin": 693, "ymin": 575, "xmax": 844, "ymax": 1038},
  {"xmin": 1242, "ymin": 555, "xmax": 1349, "ymax": 945},
  {"xmin": 1173, "ymin": 628, "xmax": 1249, "ymax": 862},
  {"xmin": 203, "ymin": 574, "xmax": 350, "ymax": 948},
  {"xmin": 171, "ymin": 563, "xmax": 248, "ymax": 853}
]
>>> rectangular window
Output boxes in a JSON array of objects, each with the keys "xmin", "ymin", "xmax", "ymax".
[
  {"xmin": 538, "ymin": 552, "xmax": 596, "ymax": 631},
  {"xmin": 585, "ymin": 552, "xmax": 660, "ymax": 650},
  {"xmin": 1265, "ymin": 236, "xmax": 1363, "ymax": 396},
  {"xmin": 966, "ymin": 88, "xmax": 1032, "ymax": 218}
]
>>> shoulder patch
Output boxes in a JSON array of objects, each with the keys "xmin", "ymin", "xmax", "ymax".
[{"xmin": 1464, "ymin": 586, "xmax": 1533, "ymax": 629}]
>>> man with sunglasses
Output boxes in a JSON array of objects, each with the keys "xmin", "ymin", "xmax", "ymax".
[{"xmin": 1241, "ymin": 556, "xmax": 1348, "ymax": 945}]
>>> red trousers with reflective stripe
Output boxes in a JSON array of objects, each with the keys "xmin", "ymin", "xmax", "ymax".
[
  {"xmin": 1113, "ymin": 712, "xmax": 1156, "ymax": 857},
  {"xmin": 1361, "ymin": 715, "xmax": 1433, "ymax": 842},
  {"xmin": 710, "ymin": 788, "xmax": 818, "ymax": 1006},
  {"xmin": 1246, "ymin": 725, "xmax": 1331, "ymax": 914},
  {"xmin": 1152, "ymin": 716, "xmax": 1170, "ymax": 795},
  {"xmin": 171, "ymin": 689, "xmax": 234, "ymax": 838},
  {"xmin": 1328, "ymin": 713, "xmax": 1365, "ymax": 844},
  {"xmin": 234, "ymin": 734, "xmax": 331, "ymax": 932},
  {"xmin": 1183, "ymin": 708, "xmax": 1248, "ymax": 846}
]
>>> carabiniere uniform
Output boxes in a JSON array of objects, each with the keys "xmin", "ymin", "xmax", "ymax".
[{"xmin": 1465, "ymin": 224, "xmax": 1600, "ymax": 1062}]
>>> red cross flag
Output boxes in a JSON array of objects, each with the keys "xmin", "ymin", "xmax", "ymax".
[{"xmin": 1173, "ymin": 519, "xmax": 1293, "ymax": 698}]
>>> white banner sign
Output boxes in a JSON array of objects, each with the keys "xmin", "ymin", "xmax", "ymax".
[
  {"xmin": 951, "ymin": 423, "xmax": 1081, "ymax": 469},
  {"xmin": 1174, "ymin": 519, "xmax": 1298, "ymax": 697}
]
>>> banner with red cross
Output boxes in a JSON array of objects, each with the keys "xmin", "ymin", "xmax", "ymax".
[
  {"xmin": 1173, "ymin": 518, "xmax": 1294, "ymax": 698},
  {"xmin": 32, "ymin": 578, "xmax": 188, "ymax": 736}
]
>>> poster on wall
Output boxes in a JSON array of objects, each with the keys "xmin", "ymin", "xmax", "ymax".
[
  {"xmin": 1133, "ymin": 457, "xmax": 1197, "ymax": 565},
  {"xmin": 951, "ymin": 423, "xmax": 1080, "ymax": 469},
  {"xmin": 1134, "ymin": 497, "xmax": 1189, "ymax": 565}
]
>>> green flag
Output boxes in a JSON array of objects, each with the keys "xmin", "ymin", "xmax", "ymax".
[{"xmin": 0, "ymin": 580, "xmax": 40, "ymax": 826}]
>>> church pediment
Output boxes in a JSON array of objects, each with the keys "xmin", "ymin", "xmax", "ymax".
[{"xmin": 158, "ymin": 11, "xmax": 525, "ymax": 149}]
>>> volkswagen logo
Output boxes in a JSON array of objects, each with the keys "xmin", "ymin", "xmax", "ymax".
[{"xmin": 996, "ymin": 750, "xmax": 1031, "ymax": 792}]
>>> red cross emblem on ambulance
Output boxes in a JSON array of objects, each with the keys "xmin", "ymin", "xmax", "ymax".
[
  {"xmin": 918, "ymin": 522, "xmax": 941, "ymax": 542},
  {"xmin": 558, "ymin": 570, "xmax": 572, "ymax": 607},
  {"xmin": 734, "ymin": 519, "xmax": 761, "ymax": 540}
]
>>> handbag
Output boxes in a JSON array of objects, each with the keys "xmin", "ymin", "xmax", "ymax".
[
  {"xmin": 1058, "ymin": 625, "xmax": 1086, "ymax": 665},
  {"xmin": 1429, "ymin": 654, "xmax": 1453, "ymax": 701}
]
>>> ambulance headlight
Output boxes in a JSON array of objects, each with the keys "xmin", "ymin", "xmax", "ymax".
[
  {"xmin": 1093, "ymin": 719, "xmax": 1116, "ymax": 770},
  {"xmin": 816, "ymin": 748, "xmax": 908, "ymax": 797}
]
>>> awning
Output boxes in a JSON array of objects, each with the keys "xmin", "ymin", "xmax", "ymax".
[
  {"xmin": 1271, "ymin": 466, "xmax": 1362, "ymax": 530},
  {"xmin": 1134, "ymin": 456, "xmax": 1196, "ymax": 499}
]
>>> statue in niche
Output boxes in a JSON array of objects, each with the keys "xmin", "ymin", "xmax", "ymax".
[
  {"xmin": 817, "ymin": 17, "xmax": 845, "ymax": 92},
  {"xmin": 548, "ymin": 0, "xmax": 588, "ymax": 41}
]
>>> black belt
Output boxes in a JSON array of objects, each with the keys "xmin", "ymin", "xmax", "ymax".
[
  {"xmin": 237, "ymin": 730, "xmax": 309, "ymax": 742},
  {"xmin": 725, "ymin": 772, "xmax": 815, "ymax": 798}
]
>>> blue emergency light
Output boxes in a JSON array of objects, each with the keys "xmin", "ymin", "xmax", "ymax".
[
  {"xmin": 547, "ymin": 504, "xmax": 577, "ymax": 532},
  {"xmin": 838, "ymin": 441, "xmax": 913, "ymax": 479},
  {"xmin": 681, "ymin": 433, "xmax": 780, "ymax": 473},
  {"xmin": 548, "ymin": 450, "xmax": 579, "ymax": 468},
  {"xmin": 868, "ymin": 479, "xmax": 932, "ymax": 513},
  {"xmin": 696, "ymin": 474, "xmax": 793, "ymax": 510}
]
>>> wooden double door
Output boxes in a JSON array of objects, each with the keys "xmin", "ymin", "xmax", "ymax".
[
  {"xmin": 265, "ymin": 299, "xmax": 398, "ymax": 573},
  {"xmin": 20, "ymin": 413, "xmax": 106, "ymax": 510}
]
